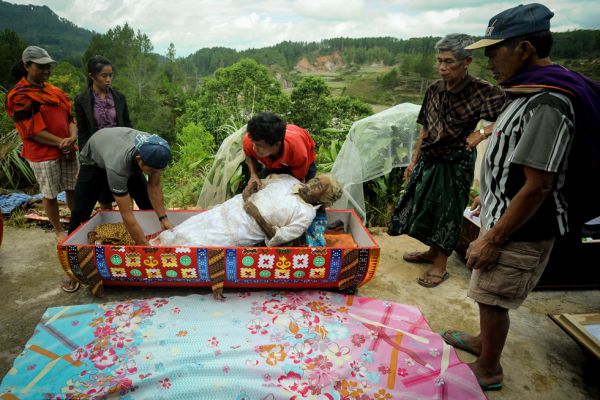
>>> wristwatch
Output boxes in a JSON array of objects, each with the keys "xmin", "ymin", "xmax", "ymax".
[
  {"xmin": 478, "ymin": 128, "xmax": 487, "ymax": 138},
  {"xmin": 158, "ymin": 215, "xmax": 168, "ymax": 221}
]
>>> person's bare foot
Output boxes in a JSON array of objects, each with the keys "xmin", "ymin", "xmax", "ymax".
[
  {"xmin": 403, "ymin": 250, "xmax": 436, "ymax": 263},
  {"xmin": 61, "ymin": 279, "xmax": 80, "ymax": 293},
  {"xmin": 468, "ymin": 360, "xmax": 504, "ymax": 391},
  {"xmin": 55, "ymin": 230, "xmax": 68, "ymax": 242}
]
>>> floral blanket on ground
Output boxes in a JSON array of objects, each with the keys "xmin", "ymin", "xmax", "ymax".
[{"xmin": 0, "ymin": 291, "xmax": 485, "ymax": 399}]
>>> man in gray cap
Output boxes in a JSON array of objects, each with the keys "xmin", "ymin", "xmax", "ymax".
[
  {"xmin": 440, "ymin": 3, "xmax": 600, "ymax": 391},
  {"xmin": 68, "ymin": 127, "xmax": 173, "ymax": 245}
]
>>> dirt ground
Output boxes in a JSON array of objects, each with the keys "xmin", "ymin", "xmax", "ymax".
[{"xmin": 0, "ymin": 223, "xmax": 599, "ymax": 399}]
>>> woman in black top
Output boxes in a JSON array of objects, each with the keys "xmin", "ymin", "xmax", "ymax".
[{"xmin": 75, "ymin": 55, "xmax": 132, "ymax": 210}]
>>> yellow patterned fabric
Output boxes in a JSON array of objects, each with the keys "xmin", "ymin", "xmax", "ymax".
[{"xmin": 94, "ymin": 223, "xmax": 135, "ymax": 245}]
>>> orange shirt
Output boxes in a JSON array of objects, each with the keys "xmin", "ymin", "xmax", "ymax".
[
  {"xmin": 15, "ymin": 104, "xmax": 72, "ymax": 162},
  {"xmin": 243, "ymin": 124, "xmax": 316, "ymax": 181},
  {"xmin": 7, "ymin": 79, "xmax": 73, "ymax": 162}
]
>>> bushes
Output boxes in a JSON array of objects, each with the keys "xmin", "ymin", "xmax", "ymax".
[{"xmin": 161, "ymin": 123, "xmax": 215, "ymax": 207}]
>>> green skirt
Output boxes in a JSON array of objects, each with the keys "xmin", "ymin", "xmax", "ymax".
[{"xmin": 389, "ymin": 150, "xmax": 476, "ymax": 255}]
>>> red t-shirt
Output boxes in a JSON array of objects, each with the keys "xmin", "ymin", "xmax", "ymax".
[{"xmin": 243, "ymin": 124, "xmax": 316, "ymax": 180}]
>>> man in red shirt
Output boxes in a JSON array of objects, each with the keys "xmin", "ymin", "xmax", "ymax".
[{"xmin": 243, "ymin": 112, "xmax": 316, "ymax": 190}]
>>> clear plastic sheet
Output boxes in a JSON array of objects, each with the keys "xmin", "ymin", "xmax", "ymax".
[{"xmin": 331, "ymin": 103, "xmax": 421, "ymax": 221}]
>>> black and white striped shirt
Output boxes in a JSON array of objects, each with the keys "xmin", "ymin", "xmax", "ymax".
[{"xmin": 480, "ymin": 91, "xmax": 575, "ymax": 240}]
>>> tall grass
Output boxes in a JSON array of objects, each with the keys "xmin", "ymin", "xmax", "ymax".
[{"xmin": 0, "ymin": 129, "xmax": 36, "ymax": 189}]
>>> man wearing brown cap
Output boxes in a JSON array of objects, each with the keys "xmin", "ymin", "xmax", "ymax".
[{"xmin": 440, "ymin": 3, "xmax": 600, "ymax": 391}]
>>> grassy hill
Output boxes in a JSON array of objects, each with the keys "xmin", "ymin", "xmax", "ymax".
[{"xmin": 0, "ymin": 0, "xmax": 93, "ymax": 65}]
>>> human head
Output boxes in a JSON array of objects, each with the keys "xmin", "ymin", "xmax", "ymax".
[
  {"xmin": 434, "ymin": 34, "xmax": 474, "ymax": 83},
  {"xmin": 19, "ymin": 46, "xmax": 56, "ymax": 85},
  {"xmin": 298, "ymin": 174, "xmax": 342, "ymax": 207},
  {"xmin": 435, "ymin": 34, "xmax": 473, "ymax": 62},
  {"xmin": 134, "ymin": 134, "xmax": 171, "ymax": 171},
  {"xmin": 247, "ymin": 112, "xmax": 287, "ymax": 157},
  {"xmin": 87, "ymin": 55, "xmax": 114, "ymax": 89},
  {"xmin": 466, "ymin": 3, "xmax": 554, "ymax": 84}
]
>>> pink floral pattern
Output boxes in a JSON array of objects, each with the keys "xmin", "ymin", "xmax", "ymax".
[{"xmin": 0, "ymin": 291, "xmax": 485, "ymax": 399}]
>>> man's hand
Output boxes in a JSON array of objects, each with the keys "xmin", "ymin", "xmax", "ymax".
[
  {"xmin": 243, "ymin": 180, "xmax": 259, "ymax": 202},
  {"xmin": 160, "ymin": 218, "xmax": 173, "ymax": 231},
  {"xmin": 466, "ymin": 130, "xmax": 485, "ymax": 151},
  {"xmin": 247, "ymin": 175, "xmax": 262, "ymax": 191},
  {"xmin": 470, "ymin": 196, "xmax": 481, "ymax": 217},
  {"xmin": 466, "ymin": 236, "xmax": 500, "ymax": 270}
]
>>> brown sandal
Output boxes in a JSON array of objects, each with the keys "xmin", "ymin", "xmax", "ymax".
[{"xmin": 417, "ymin": 271, "xmax": 449, "ymax": 288}]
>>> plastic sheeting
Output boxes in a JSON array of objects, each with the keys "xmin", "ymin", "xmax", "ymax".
[
  {"xmin": 331, "ymin": 103, "xmax": 421, "ymax": 221},
  {"xmin": 196, "ymin": 125, "xmax": 247, "ymax": 209},
  {"xmin": 196, "ymin": 104, "xmax": 421, "ymax": 222}
]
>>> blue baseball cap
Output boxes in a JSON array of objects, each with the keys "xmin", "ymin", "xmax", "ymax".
[
  {"xmin": 135, "ymin": 134, "xmax": 171, "ymax": 169},
  {"xmin": 466, "ymin": 3, "xmax": 554, "ymax": 50}
]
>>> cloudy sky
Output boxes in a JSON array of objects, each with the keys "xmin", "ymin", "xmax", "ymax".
[{"xmin": 10, "ymin": 0, "xmax": 600, "ymax": 57}]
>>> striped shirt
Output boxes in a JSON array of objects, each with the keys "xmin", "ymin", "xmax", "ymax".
[
  {"xmin": 480, "ymin": 91, "xmax": 575, "ymax": 240},
  {"xmin": 417, "ymin": 74, "xmax": 506, "ymax": 157}
]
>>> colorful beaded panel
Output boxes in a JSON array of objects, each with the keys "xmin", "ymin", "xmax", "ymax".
[{"xmin": 63, "ymin": 244, "xmax": 376, "ymax": 289}]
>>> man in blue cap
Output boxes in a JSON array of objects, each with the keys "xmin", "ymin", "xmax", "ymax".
[
  {"xmin": 68, "ymin": 127, "xmax": 173, "ymax": 245},
  {"xmin": 440, "ymin": 3, "xmax": 600, "ymax": 391}
]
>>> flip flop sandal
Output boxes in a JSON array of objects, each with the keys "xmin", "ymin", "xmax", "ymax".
[
  {"xmin": 61, "ymin": 280, "xmax": 80, "ymax": 293},
  {"xmin": 479, "ymin": 381, "xmax": 503, "ymax": 391},
  {"xmin": 440, "ymin": 329, "xmax": 480, "ymax": 356},
  {"xmin": 403, "ymin": 251, "xmax": 434, "ymax": 264},
  {"xmin": 417, "ymin": 271, "xmax": 449, "ymax": 287}
]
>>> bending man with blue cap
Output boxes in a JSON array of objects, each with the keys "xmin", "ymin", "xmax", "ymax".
[
  {"xmin": 68, "ymin": 127, "xmax": 173, "ymax": 245},
  {"xmin": 440, "ymin": 3, "xmax": 600, "ymax": 391}
]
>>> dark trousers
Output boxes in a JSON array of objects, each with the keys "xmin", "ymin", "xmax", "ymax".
[{"xmin": 68, "ymin": 165, "xmax": 152, "ymax": 233}]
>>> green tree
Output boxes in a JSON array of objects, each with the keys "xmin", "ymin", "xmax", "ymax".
[
  {"xmin": 0, "ymin": 29, "xmax": 26, "ymax": 90},
  {"xmin": 48, "ymin": 61, "xmax": 86, "ymax": 100},
  {"xmin": 178, "ymin": 58, "xmax": 290, "ymax": 144},
  {"xmin": 290, "ymin": 76, "xmax": 331, "ymax": 136},
  {"xmin": 162, "ymin": 123, "xmax": 216, "ymax": 207},
  {"xmin": 328, "ymin": 96, "xmax": 373, "ymax": 131}
]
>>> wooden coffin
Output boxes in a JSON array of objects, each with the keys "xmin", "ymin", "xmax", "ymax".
[{"xmin": 58, "ymin": 210, "xmax": 380, "ymax": 296}]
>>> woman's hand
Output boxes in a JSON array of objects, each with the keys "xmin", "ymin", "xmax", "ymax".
[{"xmin": 404, "ymin": 161, "xmax": 416, "ymax": 180}]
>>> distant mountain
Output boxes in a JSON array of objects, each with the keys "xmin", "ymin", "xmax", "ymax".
[{"xmin": 0, "ymin": 0, "xmax": 93, "ymax": 66}]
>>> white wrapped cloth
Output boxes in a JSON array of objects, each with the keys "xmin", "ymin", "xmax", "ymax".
[{"xmin": 155, "ymin": 174, "xmax": 318, "ymax": 247}]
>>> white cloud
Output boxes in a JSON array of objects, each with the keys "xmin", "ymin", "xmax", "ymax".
[{"xmin": 7, "ymin": 0, "xmax": 600, "ymax": 56}]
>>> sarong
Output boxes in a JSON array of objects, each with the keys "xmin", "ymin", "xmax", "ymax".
[{"xmin": 389, "ymin": 149, "xmax": 475, "ymax": 255}]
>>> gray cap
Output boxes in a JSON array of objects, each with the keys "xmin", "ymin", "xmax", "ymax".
[{"xmin": 22, "ymin": 46, "xmax": 56, "ymax": 64}]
